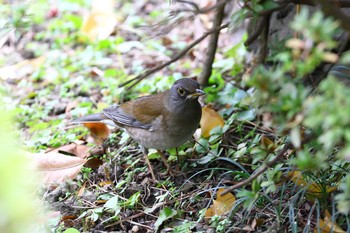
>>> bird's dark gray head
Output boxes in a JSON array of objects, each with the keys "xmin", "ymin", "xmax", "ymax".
[
  {"xmin": 166, "ymin": 78, "xmax": 204, "ymax": 113},
  {"xmin": 170, "ymin": 78, "xmax": 204, "ymax": 101}
]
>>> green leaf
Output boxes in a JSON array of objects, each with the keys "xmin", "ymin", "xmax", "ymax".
[
  {"xmin": 104, "ymin": 195, "xmax": 121, "ymax": 215},
  {"xmin": 197, "ymin": 154, "xmax": 215, "ymax": 165},
  {"xmin": 172, "ymin": 220, "xmax": 196, "ymax": 232},
  {"xmin": 63, "ymin": 228, "xmax": 80, "ymax": 233},
  {"xmin": 154, "ymin": 207, "xmax": 177, "ymax": 231},
  {"xmin": 195, "ymin": 138, "xmax": 209, "ymax": 153},
  {"xmin": 237, "ymin": 109, "xmax": 255, "ymax": 121},
  {"xmin": 123, "ymin": 192, "xmax": 140, "ymax": 208}
]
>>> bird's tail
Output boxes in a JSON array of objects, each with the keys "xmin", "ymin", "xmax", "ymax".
[
  {"xmin": 70, "ymin": 113, "xmax": 118, "ymax": 127},
  {"xmin": 70, "ymin": 113, "xmax": 105, "ymax": 124}
]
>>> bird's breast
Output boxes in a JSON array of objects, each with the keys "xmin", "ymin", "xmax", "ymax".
[{"xmin": 124, "ymin": 108, "xmax": 201, "ymax": 150}]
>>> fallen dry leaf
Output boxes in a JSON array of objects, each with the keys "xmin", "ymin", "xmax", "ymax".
[
  {"xmin": 47, "ymin": 143, "xmax": 91, "ymax": 159},
  {"xmin": 84, "ymin": 157, "xmax": 103, "ymax": 169},
  {"xmin": 200, "ymin": 106, "xmax": 225, "ymax": 138},
  {"xmin": 65, "ymin": 100, "xmax": 79, "ymax": 114},
  {"xmin": 99, "ymin": 180, "xmax": 112, "ymax": 187},
  {"xmin": 29, "ymin": 149, "xmax": 87, "ymax": 186},
  {"xmin": 82, "ymin": 122, "xmax": 110, "ymax": 145},
  {"xmin": 287, "ymin": 171, "xmax": 337, "ymax": 200},
  {"xmin": 0, "ymin": 55, "xmax": 45, "ymax": 80},
  {"xmin": 31, "ymin": 143, "xmax": 94, "ymax": 186},
  {"xmin": 205, "ymin": 188, "xmax": 236, "ymax": 218},
  {"xmin": 260, "ymin": 135, "xmax": 277, "ymax": 152},
  {"xmin": 80, "ymin": 0, "xmax": 117, "ymax": 41},
  {"xmin": 314, "ymin": 210, "xmax": 346, "ymax": 233},
  {"xmin": 77, "ymin": 181, "xmax": 87, "ymax": 197}
]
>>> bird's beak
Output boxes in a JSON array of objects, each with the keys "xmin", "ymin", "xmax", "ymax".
[{"xmin": 187, "ymin": 89, "xmax": 205, "ymax": 99}]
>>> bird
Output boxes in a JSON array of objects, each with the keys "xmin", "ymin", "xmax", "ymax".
[{"xmin": 71, "ymin": 78, "xmax": 204, "ymax": 180}]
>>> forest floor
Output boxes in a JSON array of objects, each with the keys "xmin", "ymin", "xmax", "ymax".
[{"xmin": 1, "ymin": 0, "xmax": 345, "ymax": 232}]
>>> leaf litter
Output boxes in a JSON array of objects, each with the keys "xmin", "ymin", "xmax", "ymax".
[{"xmin": 1, "ymin": 0, "xmax": 340, "ymax": 232}]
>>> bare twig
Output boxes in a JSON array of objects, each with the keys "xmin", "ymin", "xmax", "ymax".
[
  {"xmin": 126, "ymin": 220, "xmax": 153, "ymax": 231},
  {"xmin": 198, "ymin": 0, "xmax": 227, "ymax": 86},
  {"xmin": 221, "ymin": 134, "xmax": 314, "ymax": 196},
  {"xmin": 104, "ymin": 212, "xmax": 146, "ymax": 228},
  {"xmin": 174, "ymin": 0, "xmax": 229, "ymax": 15},
  {"xmin": 119, "ymin": 23, "xmax": 229, "ymax": 90}
]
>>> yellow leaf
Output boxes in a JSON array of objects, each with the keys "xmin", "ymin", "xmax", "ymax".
[
  {"xmin": 287, "ymin": 171, "xmax": 337, "ymax": 200},
  {"xmin": 314, "ymin": 210, "xmax": 346, "ymax": 233},
  {"xmin": 99, "ymin": 181, "xmax": 112, "ymax": 187},
  {"xmin": 80, "ymin": 0, "xmax": 117, "ymax": 41},
  {"xmin": 260, "ymin": 135, "xmax": 277, "ymax": 152},
  {"xmin": 205, "ymin": 188, "xmax": 236, "ymax": 218},
  {"xmin": 200, "ymin": 106, "xmax": 225, "ymax": 138}
]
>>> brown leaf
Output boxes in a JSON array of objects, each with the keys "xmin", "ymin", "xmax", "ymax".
[
  {"xmin": 47, "ymin": 143, "xmax": 91, "ymax": 159},
  {"xmin": 83, "ymin": 122, "xmax": 110, "ymax": 145},
  {"xmin": 251, "ymin": 218, "xmax": 265, "ymax": 230},
  {"xmin": 77, "ymin": 181, "xmax": 87, "ymax": 197},
  {"xmin": 200, "ymin": 106, "xmax": 225, "ymax": 138},
  {"xmin": 65, "ymin": 100, "xmax": 79, "ymax": 114},
  {"xmin": 30, "ymin": 151, "xmax": 87, "ymax": 185},
  {"xmin": 84, "ymin": 157, "xmax": 103, "ymax": 169}
]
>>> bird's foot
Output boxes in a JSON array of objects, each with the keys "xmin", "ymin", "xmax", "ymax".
[{"xmin": 157, "ymin": 165, "xmax": 185, "ymax": 178}]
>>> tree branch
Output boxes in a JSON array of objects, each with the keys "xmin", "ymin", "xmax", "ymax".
[
  {"xmin": 221, "ymin": 134, "xmax": 314, "ymax": 196},
  {"xmin": 174, "ymin": 0, "xmax": 229, "ymax": 15},
  {"xmin": 198, "ymin": 0, "xmax": 227, "ymax": 86},
  {"xmin": 119, "ymin": 23, "xmax": 229, "ymax": 89},
  {"xmin": 245, "ymin": 14, "xmax": 270, "ymax": 47}
]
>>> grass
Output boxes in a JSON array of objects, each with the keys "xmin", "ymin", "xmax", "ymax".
[{"xmin": 1, "ymin": 0, "xmax": 350, "ymax": 232}]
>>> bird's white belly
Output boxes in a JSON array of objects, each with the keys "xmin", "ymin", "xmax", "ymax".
[{"xmin": 125, "ymin": 127, "xmax": 194, "ymax": 150}]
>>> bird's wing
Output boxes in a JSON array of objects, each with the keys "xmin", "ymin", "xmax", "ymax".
[{"xmin": 102, "ymin": 92, "xmax": 167, "ymax": 130}]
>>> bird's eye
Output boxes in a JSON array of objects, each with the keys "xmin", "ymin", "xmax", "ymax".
[{"xmin": 177, "ymin": 87, "xmax": 186, "ymax": 96}]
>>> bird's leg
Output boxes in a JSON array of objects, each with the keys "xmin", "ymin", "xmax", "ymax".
[
  {"xmin": 175, "ymin": 147, "xmax": 181, "ymax": 171},
  {"xmin": 141, "ymin": 147, "xmax": 156, "ymax": 181},
  {"xmin": 157, "ymin": 150, "xmax": 172, "ymax": 174},
  {"xmin": 158, "ymin": 150, "xmax": 185, "ymax": 176}
]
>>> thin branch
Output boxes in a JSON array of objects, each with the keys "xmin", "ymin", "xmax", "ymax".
[
  {"xmin": 198, "ymin": 0, "xmax": 227, "ymax": 86},
  {"xmin": 119, "ymin": 23, "xmax": 229, "ymax": 90},
  {"xmin": 221, "ymin": 134, "xmax": 314, "ymax": 196},
  {"xmin": 104, "ymin": 212, "xmax": 145, "ymax": 228},
  {"xmin": 174, "ymin": 0, "xmax": 229, "ymax": 15}
]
